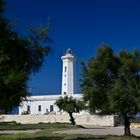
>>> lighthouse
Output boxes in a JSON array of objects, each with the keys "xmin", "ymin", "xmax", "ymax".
[
  {"xmin": 61, "ymin": 48, "xmax": 75, "ymax": 96},
  {"xmin": 19, "ymin": 48, "xmax": 83, "ymax": 115}
]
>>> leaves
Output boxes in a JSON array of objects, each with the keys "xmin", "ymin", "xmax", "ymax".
[
  {"xmin": 55, "ymin": 96, "xmax": 85, "ymax": 125},
  {"xmin": 0, "ymin": 1, "xmax": 52, "ymax": 113},
  {"xmin": 55, "ymin": 96, "xmax": 84, "ymax": 113},
  {"xmin": 81, "ymin": 44, "xmax": 140, "ymax": 115}
]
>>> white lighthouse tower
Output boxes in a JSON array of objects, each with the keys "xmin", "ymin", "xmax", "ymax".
[
  {"xmin": 61, "ymin": 48, "xmax": 75, "ymax": 96},
  {"xmin": 19, "ymin": 48, "xmax": 84, "ymax": 115}
]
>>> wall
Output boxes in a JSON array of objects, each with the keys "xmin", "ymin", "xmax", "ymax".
[
  {"xmin": 19, "ymin": 99, "xmax": 59, "ymax": 115},
  {"xmin": 0, "ymin": 114, "xmax": 115, "ymax": 126},
  {"xmin": 19, "ymin": 95, "xmax": 83, "ymax": 115}
]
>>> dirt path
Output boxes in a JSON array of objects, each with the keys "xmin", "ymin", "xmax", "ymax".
[
  {"xmin": 55, "ymin": 125, "xmax": 140, "ymax": 136},
  {"xmin": 0, "ymin": 129, "xmax": 40, "ymax": 134}
]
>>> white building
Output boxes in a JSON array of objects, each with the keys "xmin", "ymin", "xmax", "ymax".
[{"xmin": 19, "ymin": 48, "xmax": 83, "ymax": 115}]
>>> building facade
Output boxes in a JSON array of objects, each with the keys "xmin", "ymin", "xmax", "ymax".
[{"xmin": 19, "ymin": 49, "xmax": 83, "ymax": 115}]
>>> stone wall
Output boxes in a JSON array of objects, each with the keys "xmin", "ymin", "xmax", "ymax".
[{"xmin": 0, "ymin": 114, "xmax": 115, "ymax": 126}]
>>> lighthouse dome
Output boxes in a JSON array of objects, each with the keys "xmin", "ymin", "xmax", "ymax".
[{"xmin": 66, "ymin": 48, "xmax": 72, "ymax": 54}]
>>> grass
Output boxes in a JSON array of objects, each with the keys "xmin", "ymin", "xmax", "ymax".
[
  {"xmin": 0, "ymin": 122, "xmax": 79, "ymax": 130},
  {"xmin": 0, "ymin": 132, "xmax": 139, "ymax": 140},
  {"xmin": 0, "ymin": 123, "xmax": 139, "ymax": 140}
]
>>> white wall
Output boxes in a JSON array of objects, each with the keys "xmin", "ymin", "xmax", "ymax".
[
  {"xmin": 0, "ymin": 114, "xmax": 115, "ymax": 126},
  {"xmin": 19, "ymin": 94, "xmax": 83, "ymax": 115},
  {"xmin": 19, "ymin": 99, "xmax": 59, "ymax": 115},
  {"xmin": 30, "ymin": 100, "xmax": 57, "ymax": 114},
  {"xmin": 19, "ymin": 101, "xmax": 30, "ymax": 115}
]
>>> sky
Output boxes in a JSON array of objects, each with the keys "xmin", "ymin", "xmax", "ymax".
[{"xmin": 5, "ymin": 0, "xmax": 140, "ymax": 95}]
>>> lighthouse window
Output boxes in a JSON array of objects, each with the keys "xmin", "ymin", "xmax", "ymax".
[
  {"xmin": 65, "ymin": 66, "xmax": 67, "ymax": 72},
  {"xmin": 64, "ymin": 83, "xmax": 66, "ymax": 86},
  {"xmin": 64, "ymin": 92, "xmax": 66, "ymax": 95},
  {"xmin": 27, "ymin": 105, "xmax": 30, "ymax": 112},
  {"xmin": 38, "ymin": 105, "xmax": 41, "ymax": 112}
]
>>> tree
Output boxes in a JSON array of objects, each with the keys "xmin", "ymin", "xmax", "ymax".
[
  {"xmin": 55, "ymin": 96, "xmax": 84, "ymax": 125},
  {"xmin": 0, "ymin": 0, "xmax": 52, "ymax": 113},
  {"xmin": 81, "ymin": 44, "xmax": 140, "ymax": 135}
]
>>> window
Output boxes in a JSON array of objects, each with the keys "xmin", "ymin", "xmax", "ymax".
[
  {"xmin": 64, "ymin": 83, "xmax": 66, "ymax": 86},
  {"xmin": 38, "ymin": 105, "xmax": 41, "ymax": 112},
  {"xmin": 64, "ymin": 66, "xmax": 67, "ymax": 72},
  {"xmin": 50, "ymin": 105, "xmax": 54, "ymax": 112},
  {"xmin": 27, "ymin": 105, "xmax": 30, "ymax": 112},
  {"xmin": 63, "ymin": 92, "xmax": 66, "ymax": 95}
]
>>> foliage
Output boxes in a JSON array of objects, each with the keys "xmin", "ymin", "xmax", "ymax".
[
  {"xmin": 0, "ymin": 0, "xmax": 52, "ymax": 113},
  {"xmin": 81, "ymin": 44, "xmax": 140, "ymax": 135},
  {"xmin": 55, "ymin": 96, "xmax": 83, "ymax": 113},
  {"xmin": 0, "ymin": 122, "xmax": 79, "ymax": 130},
  {"xmin": 1, "ymin": 134, "xmax": 139, "ymax": 140},
  {"xmin": 55, "ymin": 96, "xmax": 84, "ymax": 125}
]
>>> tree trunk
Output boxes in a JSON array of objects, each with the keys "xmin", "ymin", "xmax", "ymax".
[
  {"xmin": 68, "ymin": 112, "xmax": 75, "ymax": 125},
  {"xmin": 123, "ymin": 114, "xmax": 131, "ymax": 136}
]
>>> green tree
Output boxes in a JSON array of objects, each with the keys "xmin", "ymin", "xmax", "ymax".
[
  {"xmin": 55, "ymin": 96, "xmax": 84, "ymax": 125},
  {"xmin": 0, "ymin": 0, "xmax": 52, "ymax": 113},
  {"xmin": 81, "ymin": 44, "xmax": 140, "ymax": 135}
]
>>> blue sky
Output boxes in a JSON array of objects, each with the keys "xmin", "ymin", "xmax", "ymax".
[{"xmin": 5, "ymin": 0, "xmax": 140, "ymax": 95}]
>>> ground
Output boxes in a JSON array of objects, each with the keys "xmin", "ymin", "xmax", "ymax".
[
  {"xmin": 56, "ymin": 125, "xmax": 140, "ymax": 136},
  {"xmin": 0, "ymin": 123, "xmax": 140, "ymax": 140}
]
